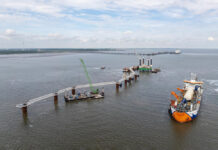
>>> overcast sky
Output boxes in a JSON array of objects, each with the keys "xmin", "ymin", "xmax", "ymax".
[{"xmin": 0, "ymin": 0, "xmax": 218, "ymax": 48}]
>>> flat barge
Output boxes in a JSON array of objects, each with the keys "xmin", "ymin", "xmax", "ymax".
[{"xmin": 64, "ymin": 90, "xmax": 104, "ymax": 102}]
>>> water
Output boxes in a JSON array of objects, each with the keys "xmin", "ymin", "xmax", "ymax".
[{"xmin": 0, "ymin": 49, "xmax": 218, "ymax": 149}]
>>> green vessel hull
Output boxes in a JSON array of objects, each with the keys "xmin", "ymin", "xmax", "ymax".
[{"xmin": 139, "ymin": 68, "xmax": 152, "ymax": 71}]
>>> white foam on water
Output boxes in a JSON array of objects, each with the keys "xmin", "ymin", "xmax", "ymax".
[
  {"xmin": 94, "ymin": 67, "xmax": 100, "ymax": 70},
  {"xmin": 205, "ymin": 80, "xmax": 218, "ymax": 93},
  {"xmin": 206, "ymin": 80, "xmax": 218, "ymax": 86}
]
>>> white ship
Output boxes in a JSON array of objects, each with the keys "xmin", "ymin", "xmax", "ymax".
[{"xmin": 169, "ymin": 73, "xmax": 203, "ymax": 123}]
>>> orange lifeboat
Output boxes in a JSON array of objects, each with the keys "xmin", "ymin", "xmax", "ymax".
[{"xmin": 172, "ymin": 112, "xmax": 192, "ymax": 123}]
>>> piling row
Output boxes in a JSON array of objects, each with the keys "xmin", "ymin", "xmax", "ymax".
[{"xmin": 16, "ymin": 65, "xmax": 143, "ymax": 116}]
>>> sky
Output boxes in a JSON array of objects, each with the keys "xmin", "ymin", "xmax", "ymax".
[{"xmin": 0, "ymin": 0, "xmax": 218, "ymax": 48}]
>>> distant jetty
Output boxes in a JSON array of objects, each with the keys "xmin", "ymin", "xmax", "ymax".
[
  {"xmin": 92, "ymin": 50, "xmax": 181, "ymax": 56},
  {"xmin": 0, "ymin": 48, "xmax": 181, "ymax": 56}
]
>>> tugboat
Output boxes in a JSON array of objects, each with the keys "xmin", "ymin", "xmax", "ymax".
[{"xmin": 169, "ymin": 73, "xmax": 204, "ymax": 123}]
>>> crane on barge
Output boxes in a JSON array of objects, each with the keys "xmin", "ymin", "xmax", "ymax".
[
  {"xmin": 80, "ymin": 58, "xmax": 99, "ymax": 94},
  {"xmin": 64, "ymin": 59, "xmax": 104, "ymax": 102}
]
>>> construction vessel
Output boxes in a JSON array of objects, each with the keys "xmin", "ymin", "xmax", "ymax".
[
  {"xmin": 64, "ymin": 89, "xmax": 104, "ymax": 102},
  {"xmin": 169, "ymin": 73, "xmax": 204, "ymax": 123},
  {"xmin": 64, "ymin": 59, "xmax": 104, "ymax": 102},
  {"xmin": 138, "ymin": 58, "xmax": 152, "ymax": 72}
]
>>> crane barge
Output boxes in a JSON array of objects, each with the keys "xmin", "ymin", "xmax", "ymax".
[{"xmin": 64, "ymin": 59, "xmax": 104, "ymax": 102}]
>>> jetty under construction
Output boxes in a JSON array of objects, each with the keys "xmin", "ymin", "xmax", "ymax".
[{"xmin": 16, "ymin": 55, "xmax": 161, "ymax": 117}]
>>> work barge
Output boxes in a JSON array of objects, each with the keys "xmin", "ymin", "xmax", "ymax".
[{"xmin": 16, "ymin": 57, "xmax": 160, "ymax": 116}]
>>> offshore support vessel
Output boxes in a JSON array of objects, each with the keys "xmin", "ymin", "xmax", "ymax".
[
  {"xmin": 169, "ymin": 73, "xmax": 204, "ymax": 123},
  {"xmin": 139, "ymin": 58, "xmax": 152, "ymax": 72}
]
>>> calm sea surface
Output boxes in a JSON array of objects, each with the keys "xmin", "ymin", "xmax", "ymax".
[{"xmin": 0, "ymin": 49, "xmax": 218, "ymax": 150}]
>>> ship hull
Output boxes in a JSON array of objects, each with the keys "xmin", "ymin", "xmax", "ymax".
[
  {"xmin": 64, "ymin": 94, "xmax": 104, "ymax": 102},
  {"xmin": 139, "ymin": 67, "xmax": 152, "ymax": 71},
  {"xmin": 169, "ymin": 105, "xmax": 200, "ymax": 123}
]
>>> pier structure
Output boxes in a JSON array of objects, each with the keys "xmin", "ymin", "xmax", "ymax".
[{"xmin": 16, "ymin": 66, "xmax": 139, "ymax": 115}]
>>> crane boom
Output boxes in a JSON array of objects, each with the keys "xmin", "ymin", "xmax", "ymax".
[{"xmin": 80, "ymin": 58, "xmax": 97, "ymax": 94}]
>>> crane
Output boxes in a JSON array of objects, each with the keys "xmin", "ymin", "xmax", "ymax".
[{"xmin": 80, "ymin": 58, "xmax": 98, "ymax": 94}]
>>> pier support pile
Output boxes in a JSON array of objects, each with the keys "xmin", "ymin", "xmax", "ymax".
[{"xmin": 54, "ymin": 92, "xmax": 58, "ymax": 104}]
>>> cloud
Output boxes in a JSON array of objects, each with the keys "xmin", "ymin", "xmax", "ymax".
[
  {"xmin": 0, "ymin": 0, "xmax": 218, "ymax": 48},
  {"xmin": 1, "ymin": 0, "xmax": 218, "ymax": 22},
  {"xmin": 5, "ymin": 29, "xmax": 16, "ymax": 35},
  {"xmin": 0, "ymin": 29, "xmax": 20, "ymax": 40},
  {"xmin": 208, "ymin": 36, "xmax": 214, "ymax": 41},
  {"xmin": 1, "ymin": 1, "xmax": 62, "ymax": 16},
  {"xmin": 1, "ymin": 0, "xmax": 218, "ymax": 18},
  {"xmin": 123, "ymin": 30, "xmax": 133, "ymax": 34}
]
